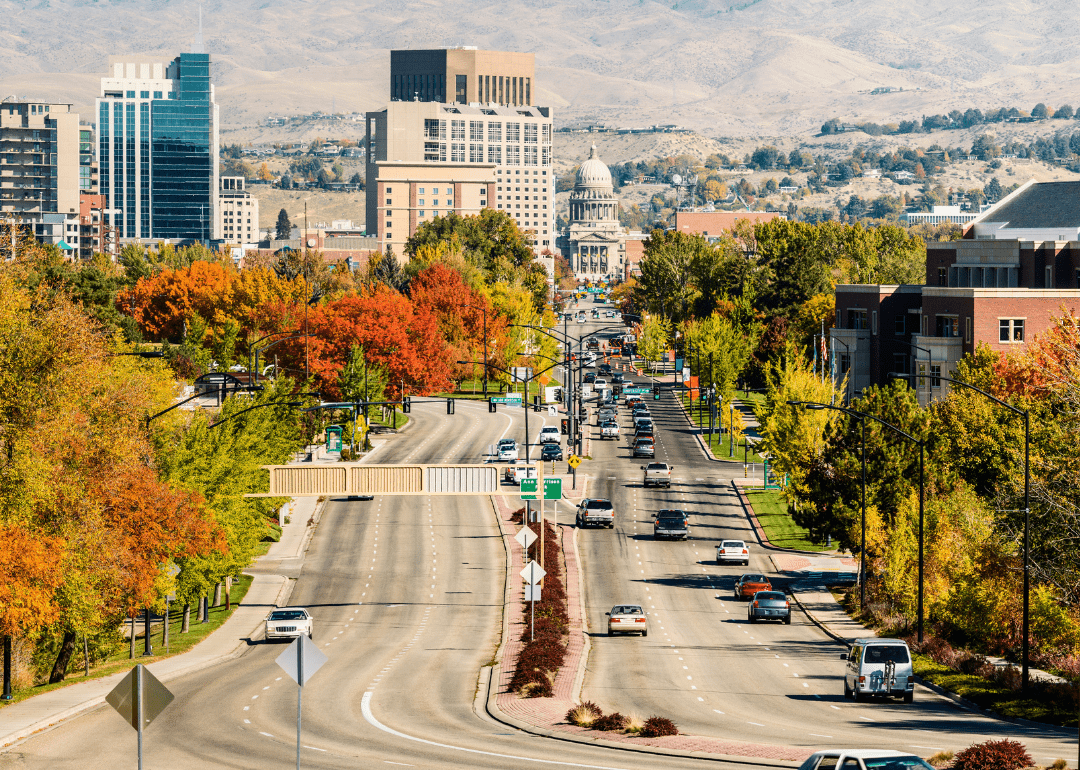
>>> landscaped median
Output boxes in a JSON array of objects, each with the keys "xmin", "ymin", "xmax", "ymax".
[
  {"xmin": 486, "ymin": 494, "xmax": 811, "ymax": 764},
  {"xmin": 676, "ymin": 391, "xmax": 766, "ymax": 463},
  {"xmin": 736, "ymin": 486, "xmax": 832, "ymax": 552}
]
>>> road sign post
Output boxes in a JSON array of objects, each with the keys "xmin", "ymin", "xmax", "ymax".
[
  {"xmin": 520, "ymin": 560, "xmax": 547, "ymax": 641},
  {"xmin": 276, "ymin": 634, "xmax": 328, "ymax": 770},
  {"xmin": 106, "ymin": 664, "xmax": 174, "ymax": 770}
]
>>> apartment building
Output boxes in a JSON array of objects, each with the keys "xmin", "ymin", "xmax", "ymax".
[
  {"xmin": 390, "ymin": 48, "xmax": 535, "ymax": 106},
  {"xmin": 0, "ymin": 99, "xmax": 80, "ymax": 232},
  {"xmin": 217, "ymin": 176, "xmax": 259, "ymax": 243},
  {"xmin": 832, "ymin": 181, "xmax": 1080, "ymax": 404},
  {"xmin": 365, "ymin": 99, "xmax": 554, "ymax": 255},
  {"xmin": 78, "ymin": 192, "xmax": 107, "ymax": 260},
  {"xmin": 96, "ymin": 53, "xmax": 219, "ymax": 243}
]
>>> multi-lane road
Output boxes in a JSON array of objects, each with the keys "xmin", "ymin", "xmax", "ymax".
[{"xmin": 1, "ymin": 305, "xmax": 1073, "ymax": 768}]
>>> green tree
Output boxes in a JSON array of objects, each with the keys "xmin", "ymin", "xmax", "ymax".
[
  {"xmin": 275, "ymin": 208, "xmax": 293, "ymax": 240},
  {"xmin": 637, "ymin": 315, "xmax": 671, "ymax": 374}
]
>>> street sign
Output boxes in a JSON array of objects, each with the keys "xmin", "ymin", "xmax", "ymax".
[
  {"xmin": 520, "ymin": 560, "xmax": 547, "ymax": 585},
  {"xmin": 514, "ymin": 526, "xmax": 537, "ymax": 550},
  {"xmin": 567, "ymin": 454, "xmax": 582, "ymax": 469},
  {"xmin": 107, "ymin": 665, "xmax": 174, "ymax": 730},
  {"xmin": 543, "ymin": 477, "xmax": 562, "ymax": 500},
  {"xmin": 276, "ymin": 634, "xmax": 328, "ymax": 687},
  {"xmin": 520, "ymin": 478, "xmax": 538, "ymax": 499},
  {"xmin": 548, "ymin": 406, "xmax": 557, "ymax": 415},
  {"xmin": 524, "ymin": 585, "xmax": 542, "ymax": 601},
  {"xmin": 623, "ymin": 387, "xmax": 649, "ymax": 395},
  {"xmin": 326, "ymin": 425, "xmax": 342, "ymax": 453},
  {"xmin": 491, "ymin": 395, "xmax": 523, "ymax": 404}
]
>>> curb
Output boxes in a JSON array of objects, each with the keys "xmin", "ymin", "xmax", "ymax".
[
  {"xmin": 568, "ymin": 524, "xmax": 591, "ymax": 704},
  {"xmin": 730, "ymin": 481, "xmax": 842, "ymax": 559}
]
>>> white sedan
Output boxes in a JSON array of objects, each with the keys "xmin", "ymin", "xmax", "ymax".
[
  {"xmin": 606, "ymin": 604, "xmax": 648, "ymax": 637},
  {"xmin": 265, "ymin": 607, "xmax": 313, "ymax": 641},
  {"xmin": 716, "ymin": 539, "xmax": 750, "ymax": 565}
]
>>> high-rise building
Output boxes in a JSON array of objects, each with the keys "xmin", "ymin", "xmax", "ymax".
[
  {"xmin": 390, "ymin": 48, "xmax": 535, "ymax": 106},
  {"xmin": 367, "ymin": 48, "xmax": 555, "ymax": 259},
  {"xmin": 96, "ymin": 53, "xmax": 219, "ymax": 242},
  {"xmin": 79, "ymin": 126, "xmax": 98, "ymax": 193},
  {"xmin": 0, "ymin": 99, "xmax": 80, "ymax": 228},
  {"xmin": 217, "ymin": 176, "xmax": 259, "ymax": 244}
]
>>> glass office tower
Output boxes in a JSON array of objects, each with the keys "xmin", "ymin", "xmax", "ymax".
[{"xmin": 96, "ymin": 53, "xmax": 219, "ymax": 241}]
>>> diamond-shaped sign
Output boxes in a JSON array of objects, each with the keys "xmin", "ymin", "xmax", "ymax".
[
  {"xmin": 276, "ymin": 634, "xmax": 328, "ymax": 687},
  {"xmin": 106, "ymin": 665, "xmax": 174, "ymax": 731},
  {"xmin": 567, "ymin": 454, "xmax": 582, "ymax": 469},
  {"xmin": 520, "ymin": 560, "xmax": 547, "ymax": 585},
  {"xmin": 514, "ymin": 527, "xmax": 537, "ymax": 550}
]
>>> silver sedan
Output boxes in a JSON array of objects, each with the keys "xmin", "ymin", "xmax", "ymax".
[{"xmin": 606, "ymin": 604, "xmax": 648, "ymax": 636}]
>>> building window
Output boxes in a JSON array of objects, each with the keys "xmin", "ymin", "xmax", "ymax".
[
  {"xmin": 839, "ymin": 353, "xmax": 851, "ymax": 374},
  {"xmin": 524, "ymin": 123, "xmax": 538, "ymax": 143},
  {"xmin": 140, "ymin": 91, "xmax": 150, "ymax": 98},
  {"xmin": 451, "ymin": 143, "xmax": 465, "ymax": 162},
  {"xmin": 506, "ymin": 122, "xmax": 520, "ymax": 142},
  {"xmin": 470, "ymin": 121, "xmax": 484, "ymax": 141},
  {"xmin": 507, "ymin": 145, "xmax": 520, "ymax": 165},
  {"xmin": 1045, "ymin": 266, "xmax": 1053, "ymax": 288},
  {"xmin": 965, "ymin": 317, "xmax": 972, "ymax": 343},
  {"xmin": 153, "ymin": 91, "xmax": 162, "ymax": 99},
  {"xmin": 871, "ymin": 311, "xmax": 878, "ymax": 335},
  {"xmin": 488, "ymin": 122, "xmax": 502, "ymax": 142},
  {"xmin": 469, "ymin": 143, "xmax": 483, "ymax": 163},
  {"xmin": 424, "ymin": 119, "xmax": 445, "ymax": 140},
  {"xmin": 930, "ymin": 364, "xmax": 942, "ymax": 388},
  {"xmin": 451, "ymin": 120, "xmax": 465, "ymax": 140},
  {"xmin": 848, "ymin": 309, "xmax": 867, "ymax": 330},
  {"xmin": 524, "ymin": 146, "xmax": 537, "ymax": 166},
  {"xmin": 418, "ymin": 199, "xmax": 425, "ymax": 206},
  {"xmin": 894, "ymin": 315, "xmax": 906, "ymax": 335},
  {"xmin": 892, "ymin": 353, "xmax": 909, "ymax": 376},
  {"xmin": 938, "ymin": 267, "xmax": 947, "ymax": 286},
  {"xmin": 936, "ymin": 316, "xmax": 959, "ymax": 337},
  {"xmin": 999, "ymin": 318, "xmax": 1025, "ymax": 343}
]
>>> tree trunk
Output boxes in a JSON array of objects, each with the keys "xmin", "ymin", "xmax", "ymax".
[
  {"xmin": 129, "ymin": 616, "xmax": 135, "ymax": 659},
  {"xmin": 225, "ymin": 576, "xmax": 232, "ymax": 611},
  {"xmin": 49, "ymin": 630, "xmax": 77, "ymax": 683},
  {"xmin": 213, "ymin": 582, "xmax": 222, "ymax": 608},
  {"xmin": 182, "ymin": 603, "xmax": 190, "ymax": 634}
]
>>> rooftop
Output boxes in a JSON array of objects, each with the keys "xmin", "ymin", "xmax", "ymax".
[{"xmin": 977, "ymin": 180, "xmax": 1080, "ymax": 229}]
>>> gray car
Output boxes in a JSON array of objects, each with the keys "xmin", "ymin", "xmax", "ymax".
[{"xmin": 747, "ymin": 590, "xmax": 791, "ymax": 624}]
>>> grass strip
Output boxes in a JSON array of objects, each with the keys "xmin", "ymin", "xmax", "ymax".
[
  {"xmin": 743, "ymin": 489, "xmax": 832, "ymax": 552},
  {"xmin": 0, "ymin": 575, "xmax": 254, "ymax": 706}
]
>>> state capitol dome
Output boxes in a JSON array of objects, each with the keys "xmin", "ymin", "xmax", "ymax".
[{"xmin": 575, "ymin": 144, "xmax": 613, "ymax": 190}]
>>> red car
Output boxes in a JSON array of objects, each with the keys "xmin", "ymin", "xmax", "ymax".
[{"xmin": 734, "ymin": 573, "xmax": 772, "ymax": 601}]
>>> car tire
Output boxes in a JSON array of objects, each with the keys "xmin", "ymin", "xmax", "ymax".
[
  {"xmin": 844, "ymin": 681, "xmax": 852, "ymax": 700},
  {"xmin": 642, "ymin": 629, "xmax": 647, "ymax": 637},
  {"xmin": 904, "ymin": 691, "xmax": 914, "ymax": 704},
  {"xmin": 607, "ymin": 630, "xmax": 613, "ymax": 637},
  {"xmin": 748, "ymin": 614, "xmax": 756, "ymax": 624},
  {"xmin": 783, "ymin": 615, "xmax": 791, "ymax": 625},
  {"xmin": 852, "ymin": 689, "xmax": 862, "ymax": 703}
]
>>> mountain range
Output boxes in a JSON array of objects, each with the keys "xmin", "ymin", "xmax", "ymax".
[{"xmin": 2, "ymin": 0, "xmax": 1079, "ymax": 137}]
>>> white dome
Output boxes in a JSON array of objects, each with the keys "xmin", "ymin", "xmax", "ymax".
[{"xmin": 575, "ymin": 144, "xmax": 612, "ymax": 189}]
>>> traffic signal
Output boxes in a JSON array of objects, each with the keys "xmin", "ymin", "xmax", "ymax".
[
  {"xmin": 488, "ymin": 398, "xmax": 497, "ymax": 413},
  {"xmin": 447, "ymin": 398, "xmax": 455, "ymax": 415},
  {"xmin": 652, "ymin": 384, "xmax": 661, "ymax": 400},
  {"xmin": 402, "ymin": 396, "xmax": 411, "ymax": 413},
  {"xmin": 554, "ymin": 388, "xmax": 563, "ymax": 402}
]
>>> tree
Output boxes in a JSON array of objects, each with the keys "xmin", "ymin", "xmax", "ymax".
[
  {"xmin": 1054, "ymin": 104, "xmax": 1074, "ymax": 119},
  {"xmin": 1031, "ymin": 102, "xmax": 1049, "ymax": 120},
  {"xmin": 985, "ymin": 177, "xmax": 1004, "ymax": 203},
  {"xmin": 634, "ymin": 230, "xmax": 708, "ymax": 323},
  {"xmin": 637, "ymin": 315, "xmax": 672, "ymax": 373},
  {"xmin": 276, "ymin": 208, "xmax": 292, "ymax": 240}
]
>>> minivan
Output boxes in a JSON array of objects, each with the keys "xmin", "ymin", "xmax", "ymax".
[{"xmin": 841, "ymin": 638, "xmax": 914, "ymax": 702}]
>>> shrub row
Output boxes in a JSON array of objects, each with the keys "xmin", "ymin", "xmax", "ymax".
[
  {"xmin": 509, "ymin": 515, "xmax": 570, "ymax": 698},
  {"xmin": 565, "ymin": 701, "xmax": 678, "ymax": 737}
]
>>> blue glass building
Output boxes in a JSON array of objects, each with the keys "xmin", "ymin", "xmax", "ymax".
[{"xmin": 96, "ymin": 53, "xmax": 219, "ymax": 241}]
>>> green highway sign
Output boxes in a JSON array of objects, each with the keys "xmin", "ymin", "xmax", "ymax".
[
  {"xmin": 491, "ymin": 396, "xmax": 523, "ymax": 404},
  {"xmin": 586, "ymin": 287, "xmax": 603, "ymax": 293},
  {"xmin": 521, "ymin": 478, "xmax": 562, "ymax": 500},
  {"xmin": 623, "ymin": 387, "xmax": 650, "ymax": 395}
]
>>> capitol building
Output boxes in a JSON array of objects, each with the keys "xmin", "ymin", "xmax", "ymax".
[{"xmin": 560, "ymin": 145, "xmax": 630, "ymax": 282}]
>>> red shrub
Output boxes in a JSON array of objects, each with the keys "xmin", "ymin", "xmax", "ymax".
[
  {"xmin": 952, "ymin": 740, "xmax": 1032, "ymax": 770},
  {"xmin": 593, "ymin": 712, "xmax": 628, "ymax": 731},
  {"xmin": 640, "ymin": 716, "xmax": 678, "ymax": 737}
]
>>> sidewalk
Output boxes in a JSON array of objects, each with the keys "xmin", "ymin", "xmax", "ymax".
[{"xmin": 0, "ymin": 437, "xmax": 394, "ymax": 749}]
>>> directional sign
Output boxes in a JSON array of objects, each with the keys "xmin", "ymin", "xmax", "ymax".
[
  {"xmin": 520, "ymin": 477, "xmax": 539, "ymax": 499},
  {"xmin": 276, "ymin": 633, "xmax": 328, "ymax": 687},
  {"xmin": 107, "ymin": 665, "xmax": 174, "ymax": 730},
  {"xmin": 491, "ymin": 395, "xmax": 523, "ymax": 404},
  {"xmin": 623, "ymin": 387, "xmax": 650, "ymax": 395},
  {"xmin": 514, "ymin": 526, "xmax": 538, "ymax": 550},
  {"xmin": 567, "ymin": 454, "xmax": 582, "ymax": 469},
  {"xmin": 548, "ymin": 406, "xmax": 558, "ymax": 415},
  {"xmin": 543, "ymin": 477, "xmax": 562, "ymax": 500},
  {"xmin": 520, "ymin": 560, "xmax": 547, "ymax": 585}
]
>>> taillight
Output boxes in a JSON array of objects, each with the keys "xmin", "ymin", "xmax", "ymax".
[
  {"xmin": 753, "ymin": 601, "xmax": 758, "ymax": 607},
  {"xmin": 785, "ymin": 602, "xmax": 790, "ymax": 608},
  {"xmin": 720, "ymin": 549, "xmax": 726, "ymax": 554},
  {"xmin": 635, "ymin": 618, "xmax": 646, "ymax": 623},
  {"xmin": 858, "ymin": 676, "xmax": 865, "ymax": 683},
  {"xmin": 742, "ymin": 549, "xmax": 748, "ymax": 554}
]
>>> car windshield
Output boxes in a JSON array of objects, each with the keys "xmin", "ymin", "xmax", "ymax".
[
  {"xmin": 587, "ymin": 500, "xmax": 613, "ymax": 510},
  {"xmin": 722, "ymin": 541, "xmax": 745, "ymax": 548},
  {"xmin": 864, "ymin": 645, "xmax": 911, "ymax": 664},
  {"xmin": 757, "ymin": 592, "xmax": 785, "ymax": 601},
  {"xmin": 742, "ymin": 575, "xmax": 766, "ymax": 582},
  {"xmin": 636, "ymin": 439, "xmax": 653, "ymax": 446},
  {"xmin": 269, "ymin": 610, "xmax": 306, "ymax": 621},
  {"xmin": 863, "ymin": 758, "xmax": 934, "ymax": 770},
  {"xmin": 613, "ymin": 606, "xmax": 643, "ymax": 615}
]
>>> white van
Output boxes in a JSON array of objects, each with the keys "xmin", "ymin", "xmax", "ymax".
[{"xmin": 841, "ymin": 638, "xmax": 914, "ymax": 702}]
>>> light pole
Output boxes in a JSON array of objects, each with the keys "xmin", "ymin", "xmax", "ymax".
[
  {"xmin": 789, "ymin": 399, "xmax": 925, "ymax": 639},
  {"xmin": 890, "ymin": 371, "xmax": 1031, "ymax": 688}
]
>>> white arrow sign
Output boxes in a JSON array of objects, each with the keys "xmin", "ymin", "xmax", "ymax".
[
  {"xmin": 520, "ymin": 560, "xmax": 547, "ymax": 585},
  {"xmin": 514, "ymin": 527, "xmax": 537, "ymax": 550}
]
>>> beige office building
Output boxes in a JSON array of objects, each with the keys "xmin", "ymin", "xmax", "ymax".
[
  {"xmin": 217, "ymin": 176, "xmax": 259, "ymax": 243},
  {"xmin": 0, "ymin": 99, "xmax": 80, "ymax": 226},
  {"xmin": 365, "ymin": 100, "xmax": 555, "ymax": 256},
  {"xmin": 390, "ymin": 48, "xmax": 535, "ymax": 106}
]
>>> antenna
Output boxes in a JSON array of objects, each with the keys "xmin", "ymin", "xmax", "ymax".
[{"xmin": 192, "ymin": 5, "xmax": 205, "ymax": 53}]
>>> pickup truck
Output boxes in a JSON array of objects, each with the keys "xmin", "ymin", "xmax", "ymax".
[
  {"xmin": 600, "ymin": 421, "xmax": 620, "ymax": 439},
  {"xmin": 504, "ymin": 464, "xmax": 538, "ymax": 485},
  {"xmin": 576, "ymin": 498, "xmax": 615, "ymax": 529},
  {"xmin": 642, "ymin": 462, "xmax": 673, "ymax": 488},
  {"xmin": 653, "ymin": 510, "xmax": 690, "ymax": 540}
]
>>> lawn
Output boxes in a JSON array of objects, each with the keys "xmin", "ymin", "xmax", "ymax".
[
  {"xmin": 743, "ymin": 489, "xmax": 832, "ymax": 552},
  {"xmin": 0, "ymin": 575, "xmax": 254, "ymax": 707}
]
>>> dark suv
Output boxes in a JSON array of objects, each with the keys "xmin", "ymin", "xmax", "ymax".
[
  {"xmin": 540, "ymin": 443, "xmax": 563, "ymax": 461},
  {"xmin": 599, "ymin": 363, "xmax": 612, "ymax": 376}
]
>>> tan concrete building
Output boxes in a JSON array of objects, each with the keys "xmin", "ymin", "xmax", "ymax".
[
  {"xmin": 365, "ymin": 100, "xmax": 554, "ymax": 255},
  {"xmin": 217, "ymin": 176, "xmax": 259, "ymax": 244},
  {"xmin": 390, "ymin": 48, "xmax": 535, "ymax": 106},
  {"xmin": 0, "ymin": 99, "xmax": 80, "ymax": 227}
]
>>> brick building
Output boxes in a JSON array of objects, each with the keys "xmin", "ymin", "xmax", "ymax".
[
  {"xmin": 832, "ymin": 181, "xmax": 1080, "ymax": 404},
  {"xmin": 672, "ymin": 210, "xmax": 780, "ymax": 242}
]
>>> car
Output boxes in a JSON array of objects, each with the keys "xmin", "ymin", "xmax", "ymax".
[
  {"xmin": 600, "ymin": 420, "xmax": 620, "ymax": 439},
  {"xmin": 611, "ymin": 372, "xmax": 625, "ymax": 384},
  {"xmin": 584, "ymin": 372, "xmax": 597, "ymax": 384},
  {"xmin": 598, "ymin": 363, "xmax": 612, "ymax": 376},
  {"xmin": 540, "ymin": 443, "xmax": 563, "ymax": 461},
  {"xmin": 265, "ymin": 607, "xmax": 313, "ymax": 641},
  {"xmin": 504, "ymin": 464, "xmax": 538, "ymax": 485},
  {"xmin": 575, "ymin": 311, "xmax": 587, "ymax": 323},
  {"xmin": 633, "ymin": 413, "xmax": 652, "ymax": 426},
  {"xmin": 716, "ymin": 539, "xmax": 750, "ymax": 565},
  {"xmin": 591, "ymin": 309, "xmax": 600, "ymax": 318},
  {"xmin": 497, "ymin": 441, "xmax": 519, "ymax": 462},
  {"xmin": 538, "ymin": 426, "xmax": 560, "ymax": 445},
  {"xmin": 842, "ymin": 638, "xmax": 915, "ymax": 702},
  {"xmin": 798, "ymin": 750, "xmax": 934, "ymax": 770},
  {"xmin": 653, "ymin": 510, "xmax": 689, "ymax": 540},
  {"xmin": 576, "ymin": 498, "xmax": 615, "ymax": 528},
  {"xmin": 633, "ymin": 425, "xmax": 654, "ymax": 441},
  {"xmin": 596, "ymin": 407, "xmax": 617, "ymax": 425},
  {"xmin": 607, "ymin": 310, "xmax": 616, "ymax": 318},
  {"xmin": 586, "ymin": 337, "xmax": 600, "ymax": 350},
  {"xmin": 625, "ymin": 395, "xmax": 643, "ymax": 408},
  {"xmin": 642, "ymin": 462, "xmax": 673, "ymax": 488},
  {"xmin": 747, "ymin": 590, "xmax": 791, "ymax": 624},
  {"xmin": 606, "ymin": 604, "xmax": 648, "ymax": 636},
  {"xmin": 632, "ymin": 438, "xmax": 655, "ymax": 458},
  {"xmin": 735, "ymin": 573, "xmax": 772, "ymax": 601}
]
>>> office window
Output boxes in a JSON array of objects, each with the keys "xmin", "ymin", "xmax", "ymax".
[
  {"xmin": 506, "ymin": 122, "xmax": 520, "ymax": 142},
  {"xmin": 488, "ymin": 145, "xmax": 502, "ymax": 164},
  {"xmin": 892, "ymin": 353, "xmax": 909, "ymax": 376},
  {"xmin": 938, "ymin": 267, "xmax": 947, "ymax": 286},
  {"xmin": 894, "ymin": 315, "xmax": 906, "ymax": 335},
  {"xmin": 418, "ymin": 199, "xmax": 425, "ymax": 206},
  {"xmin": 470, "ymin": 121, "xmax": 484, "ymax": 141},
  {"xmin": 848, "ymin": 309, "xmax": 867, "ymax": 330},
  {"xmin": 936, "ymin": 316, "xmax": 959, "ymax": 337},
  {"xmin": 999, "ymin": 319, "xmax": 1025, "ymax": 343},
  {"xmin": 469, "ymin": 143, "xmax": 483, "ymax": 163},
  {"xmin": 153, "ymin": 91, "xmax": 163, "ymax": 99},
  {"xmin": 424, "ymin": 119, "xmax": 446, "ymax": 140},
  {"xmin": 524, "ymin": 123, "xmax": 538, "ymax": 143},
  {"xmin": 839, "ymin": 353, "xmax": 851, "ymax": 374},
  {"xmin": 140, "ymin": 91, "xmax": 150, "ymax": 99},
  {"xmin": 126, "ymin": 91, "xmax": 135, "ymax": 98},
  {"xmin": 451, "ymin": 143, "xmax": 465, "ymax": 162},
  {"xmin": 424, "ymin": 142, "xmax": 441, "ymax": 162},
  {"xmin": 930, "ymin": 364, "xmax": 942, "ymax": 388},
  {"xmin": 418, "ymin": 187, "xmax": 425, "ymax": 194},
  {"xmin": 488, "ymin": 122, "xmax": 502, "ymax": 142},
  {"xmin": 965, "ymin": 317, "xmax": 972, "ymax": 343},
  {"xmin": 455, "ymin": 74, "xmax": 467, "ymax": 103},
  {"xmin": 524, "ymin": 146, "xmax": 537, "ymax": 166},
  {"xmin": 451, "ymin": 120, "xmax": 465, "ymax": 140},
  {"xmin": 507, "ymin": 145, "xmax": 520, "ymax": 165},
  {"xmin": 1046, "ymin": 266, "xmax": 1053, "ymax": 288}
]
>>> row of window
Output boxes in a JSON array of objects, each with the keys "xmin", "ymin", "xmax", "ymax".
[
  {"xmin": 424, "ymin": 120, "xmax": 550, "ymax": 143},
  {"xmin": 847, "ymin": 308, "xmax": 1025, "ymax": 344},
  {"xmin": 423, "ymin": 142, "xmax": 549, "ymax": 166}
]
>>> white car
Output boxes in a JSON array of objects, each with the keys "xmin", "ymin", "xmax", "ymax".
[
  {"xmin": 497, "ymin": 440, "xmax": 518, "ymax": 462},
  {"xmin": 716, "ymin": 539, "xmax": 750, "ymax": 565},
  {"xmin": 504, "ymin": 464, "xmax": 538, "ymax": 485},
  {"xmin": 265, "ymin": 607, "xmax": 313, "ymax": 641},
  {"xmin": 606, "ymin": 604, "xmax": 648, "ymax": 636},
  {"xmin": 538, "ymin": 426, "xmax": 560, "ymax": 445},
  {"xmin": 593, "ymin": 378, "xmax": 607, "ymax": 389},
  {"xmin": 798, "ymin": 750, "xmax": 933, "ymax": 770}
]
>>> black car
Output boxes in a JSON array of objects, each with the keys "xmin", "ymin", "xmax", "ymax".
[
  {"xmin": 540, "ymin": 443, "xmax": 563, "ymax": 461},
  {"xmin": 584, "ymin": 372, "xmax": 597, "ymax": 384},
  {"xmin": 599, "ymin": 363, "xmax": 612, "ymax": 375},
  {"xmin": 611, "ymin": 372, "xmax": 625, "ymax": 384}
]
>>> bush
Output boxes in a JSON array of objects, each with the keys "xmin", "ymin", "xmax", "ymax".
[
  {"xmin": 566, "ymin": 701, "xmax": 603, "ymax": 727},
  {"xmin": 927, "ymin": 751, "xmax": 954, "ymax": 768},
  {"xmin": 640, "ymin": 716, "xmax": 678, "ymax": 737},
  {"xmin": 952, "ymin": 739, "xmax": 1032, "ymax": 770},
  {"xmin": 592, "ymin": 712, "xmax": 628, "ymax": 731}
]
